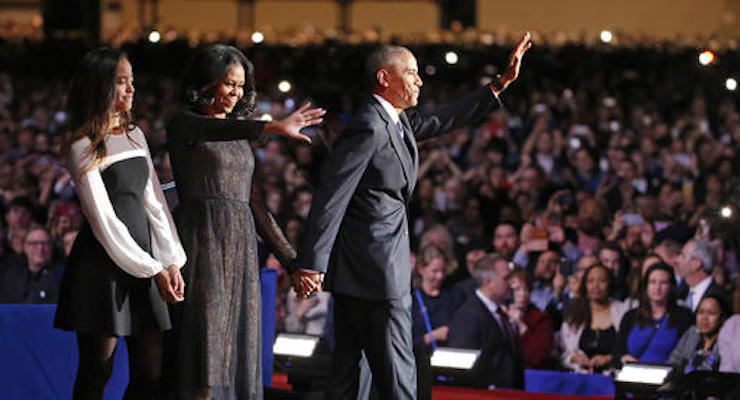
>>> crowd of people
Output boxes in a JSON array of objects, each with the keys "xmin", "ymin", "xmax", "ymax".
[{"xmin": 1, "ymin": 36, "xmax": 739, "ymax": 393}]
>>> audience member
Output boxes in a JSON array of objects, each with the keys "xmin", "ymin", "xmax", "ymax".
[
  {"xmin": 614, "ymin": 263, "xmax": 692, "ymax": 366},
  {"xmin": 448, "ymin": 253, "xmax": 523, "ymax": 389},
  {"xmin": 507, "ymin": 268, "xmax": 555, "ymax": 369},
  {"xmin": 560, "ymin": 264, "xmax": 628, "ymax": 373},
  {"xmin": 667, "ymin": 295, "xmax": 730, "ymax": 373},
  {"xmin": 411, "ymin": 244, "xmax": 455, "ymax": 400},
  {"xmin": 677, "ymin": 239, "xmax": 731, "ymax": 313},
  {"xmin": 0, "ymin": 225, "xmax": 58, "ymax": 303},
  {"xmin": 718, "ymin": 314, "xmax": 740, "ymax": 373}
]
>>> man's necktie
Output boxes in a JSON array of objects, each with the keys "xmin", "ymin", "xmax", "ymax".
[
  {"xmin": 497, "ymin": 307, "xmax": 515, "ymax": 344},
  {"xmin": 395, "ymin": 120, "xmax": 405, "ymax": 140}
]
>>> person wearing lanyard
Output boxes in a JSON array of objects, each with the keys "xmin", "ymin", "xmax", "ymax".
[
  {"xmin": 411, "ymin": 244, "xmax": 454, "ymax": 400},
  {"xmin": 668, "ymin": 295, "xmax": 730, "ymax": 373}
]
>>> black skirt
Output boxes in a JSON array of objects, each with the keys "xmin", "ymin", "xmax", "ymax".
[{"xmin": 54, "ymin": 157, "xmax": 170, "ymax": 336}]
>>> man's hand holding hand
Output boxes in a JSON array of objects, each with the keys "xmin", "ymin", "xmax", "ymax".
[{"xmin": 292, "ymin": 269, "xmax": 324, "ymax": 299}]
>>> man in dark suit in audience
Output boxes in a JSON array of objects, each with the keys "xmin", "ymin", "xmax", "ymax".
[
  {"xmin": 447, "ymin": 253, "xmax": 524, "ymax": 389},
  {"xmin": 677, "ymin": 238, "xmax": 731, "ymax": 313}
]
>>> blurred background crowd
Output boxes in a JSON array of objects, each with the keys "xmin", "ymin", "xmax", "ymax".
[{"xmin": 1, "ymin": 19, "xmax": 739, "ymax": 388}]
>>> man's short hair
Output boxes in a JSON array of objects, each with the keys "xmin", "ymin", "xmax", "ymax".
[
  {"xmin": 471, "ymin": 253, "xmax": 507, "ymax": 287},
  {"xmin": 365, "ymin": 45, "xmax": 411, "ymax": 88},
  {"xmin": 689, "ymin": 239, "xmax": 717, "ymax": 275}
]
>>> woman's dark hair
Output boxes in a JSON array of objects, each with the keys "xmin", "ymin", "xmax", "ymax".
[
  {"xmin": 63, "ymin": 47, "xmax": 134, "ymax": 167},
  {"xmin": 565, "ymin": 263, "xmax": 613, "ymax": 329},
  {"xmin": 698, "ymin": 294, "xmax": 732, "ymax": 324},
  {"xmin": 636, "ymin": 262, "xmax": 679, "ymax": 327},
  {"xmin": 181, "ymin": 44, "xmax": 257, "ymax": 117}
]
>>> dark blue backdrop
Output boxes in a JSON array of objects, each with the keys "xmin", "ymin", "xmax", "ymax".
[{"xmin": 0, "ymin": 268, "xmax": 277, "ymax": 399}]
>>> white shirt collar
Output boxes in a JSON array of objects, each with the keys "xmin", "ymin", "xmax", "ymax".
[
  {"xmin": 475, "ymin": 289, "xmax": 500, "ymax": 317},
  {"xmin": 372, "ymin": 94, "xmax": 401, "ymax": 125},
  {"xmin": 689, "ymin": 275, "xmax": 713, "ymax": 311}
]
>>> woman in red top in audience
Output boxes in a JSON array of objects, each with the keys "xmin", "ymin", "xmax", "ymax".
[{"xmin": 507, "ymin": 268, "xmax": 555, "ymax": 369}]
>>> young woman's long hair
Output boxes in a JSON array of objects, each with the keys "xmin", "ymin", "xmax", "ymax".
[
  {"xmin": 564, "ymin": 263, "xmax": 614, "ymax": 330},
  {"xmin": 636, "ymin": 262, "xmax": 679, "ymax": 327},
  {"xmin": 63, "ymin": 47, "xmax": 134, "ymax": 168},
  {"xmin": 180, "ymin": 44, "xmax": 257, "ymax": 117}
]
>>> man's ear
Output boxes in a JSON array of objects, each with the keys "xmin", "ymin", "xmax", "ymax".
[
  {"xmin": 376, "ymin": 69, "xmax": 390, "ymax": 88},
  {"xmin": 692, "ymin": 259, "xmax": 703, "ymax": 274}
]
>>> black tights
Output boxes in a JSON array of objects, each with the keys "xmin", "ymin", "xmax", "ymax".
[{"xmin": 73, "ymin": 331, "xmax": 163, "ymax": 400}]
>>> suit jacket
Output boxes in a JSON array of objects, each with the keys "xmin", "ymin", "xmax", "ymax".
[
  {"xmin": 447, "ymin": 295, "xmax": 524, "ymax": 389},
  {"xmin": 298, "ymin": 86, "xmax": 500, "ymax": 300},
  {"xmin": 701, "ymin": 280, "xmax": 731, "ymax": 307}
]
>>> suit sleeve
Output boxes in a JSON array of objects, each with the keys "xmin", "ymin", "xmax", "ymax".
[
  {"xmin": 297, "ymin": 125, "xmax": 379, "ymax": 272},
  {"xmin": 409, "ymin": 86, "xmax": 501, "ymax": 142},
  {"xmin": 447, "ymin": 306, "xmax": 479, "ymax": 349}
]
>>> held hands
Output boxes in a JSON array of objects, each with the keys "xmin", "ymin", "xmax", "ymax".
[
  {"xmin": 497, "ymin": 31, "xmax": 533, "ymax": 91},
  {"xmin": 154, "ymin": 265, "xmax": 185, "ymax": 303},
  {"xmin": 291, "ymin": 268, "xmax": 324, "ymax": 299},
  {"xmin": 265, "ymin": 102, "xmax": 326, "ymax": 144}
]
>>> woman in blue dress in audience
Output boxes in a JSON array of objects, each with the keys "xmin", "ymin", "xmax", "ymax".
[{"xmin": 614, "ymin": 262, "xmax": 693, "ymax": 366}]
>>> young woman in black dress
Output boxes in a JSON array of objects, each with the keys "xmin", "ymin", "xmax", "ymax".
[
  {"xmin": 54, "ymin": 47, "xmax": 187, "ymax": 399},
  {"xmin": 165, "ymin": 44, "xmax": 324, "ymax": 399}
]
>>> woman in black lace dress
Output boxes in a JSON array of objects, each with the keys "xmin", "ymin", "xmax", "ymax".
[
  {"xmin": 165, "ymin": 44, "xmax": 324, "ymax": 399},
  {"xmin": 55, "ymin": 48, "xmax": 186, "ymax": 399}
]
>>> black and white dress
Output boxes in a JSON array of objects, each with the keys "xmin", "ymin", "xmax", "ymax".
[{"xmin": 54, "ymin": 127, "xmax": 186, "ymax": 335}]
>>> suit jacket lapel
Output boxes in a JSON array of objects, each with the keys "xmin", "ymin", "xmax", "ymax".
[
  {"xmin": 371, "ymin": 100, "xmax": 413, "ymax": 200},
  {"xmin": 475, "ymin": 295, "xmax": 518, "ymax": 355},
  {"xmin": 399, "ymin": 112, "xmax": 418, "ymax": 196}
]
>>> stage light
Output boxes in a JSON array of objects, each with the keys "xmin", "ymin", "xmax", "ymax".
[
  {"xmin": 273, "ymin": 333, "xmax": 319, "ymax": 357},
  {"xmin": 148, "ymin": 30, "xmax": 161, "ymax": 43},
  {"xmin": 260, "ymin": 113, "xmax": 273, "ymax": 121},
  {"xmin": 698, "ymin": 50, "xmax": 715, "ymax": 66},
  {"xmin": 251, "ymin": 31, "xmax": 264, "ymax": 44},
  {"xmin": 726, "ymin": 78, "xmax": 737, "ymax": 91},
  {"xmin": 278, "ymin": 80, "xmax": 292, "ymax": 93},
  {"xmin": 616, "ymin": 363, "xmax": 672, "ymax": 385},
  {"xmin": 425, "ymin": 65, "xmax": 436, "ymax": 76},
  {"xmin": 430, "ymin": 347, "xmax": 480, "ymax": 369},
  {"xmin": 444, "ymin": 51, "xmax": 459, "ymax": 65},
  {"xmin": 720, "ymin": 206, "xmax": 732, "ymax": 218},
  {"xmin": 600, "ymin": 30, "xmax": 613, "ymax": 43}
]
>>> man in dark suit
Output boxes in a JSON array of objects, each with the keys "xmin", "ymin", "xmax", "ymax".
[
  {"xmin": 677, "ymin": 238, "xmax": 731, "ymax": 313},
  {"xmin": 294, "ymin": 33, "xmax": 532, "ymax": 399},
  {"xmin": 447, "ymin": 253, "xmax": 524, "ymax": 389}
]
